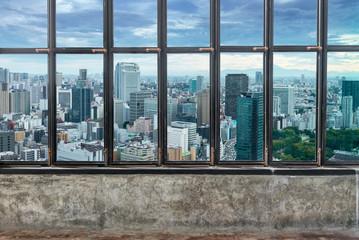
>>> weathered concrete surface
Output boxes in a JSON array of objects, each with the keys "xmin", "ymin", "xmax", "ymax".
[
  {"xmin": 1, "ymin": 229, "xmax": 359, "ymax": 240},
  {"xmin": 0, "ymin": 175, "xmax": 356, "ymax": 231}
]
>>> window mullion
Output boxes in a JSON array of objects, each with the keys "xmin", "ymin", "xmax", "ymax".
[
  {"xmin": 210, "ymin": 0, "xmax": 220, "ymax": 165},
  {"xmin": 104, "ymin": 0, "xmax": 114, "ymax": 166},
  {"xmin": 264, "ymin": 0, "xmax": 273, "ymax": 166},
  {"xmin": 317, "ymin": 0, "xmax": 328, "ymax": 166},
  {"xmin": 48, "ymin": 0, "xmax": 56, "ymax": 166},
  {"xmin": 158, "ymin": 0, "xmax": 167, "ymax": 165}
]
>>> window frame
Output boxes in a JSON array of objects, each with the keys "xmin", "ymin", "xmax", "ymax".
[{"xmin": 0, "ymin": 0, "xmax": 359, "ymax": 168}]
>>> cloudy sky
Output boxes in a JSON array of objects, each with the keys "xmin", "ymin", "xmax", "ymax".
[{"xmin": 0, "ymin": 0, "xmax": 358, "ymax": 77}]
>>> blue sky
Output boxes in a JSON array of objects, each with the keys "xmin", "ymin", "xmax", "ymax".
[{"xmin": 0, "ymin": 0, "xmax": 358, "ymax": 77}]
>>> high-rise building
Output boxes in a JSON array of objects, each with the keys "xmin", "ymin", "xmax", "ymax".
[
  {"xmin": 273, "ymin": 96, "xmax": 281, "ymax": 116},
  {"xmin": 197, "ymin": 76, "xmax": 204, "ymax": 92},
  {"xmin": 236, "ymin": 93, "xmax": 263, "ymax": 160},
  {"xmin": 127, "ymin": 117, "xmax": 153, "ymax": 134},
  {"xmin": 114, "ymin": 62, "xmax": 140, "ymax": 102},
  {"xmin": 144, "ymin": 98, "xmax": 177, "ymax": 123},
  {"xmin": 79, "ymin": 69, "xmax": 87, "ymax": 81},
  {"xmin": 30, "ymin": 86, "xmax": 42, "ymax": 104},
  {"xmin": 130, "ymin": 91, "xmax": 152, "ymax": 122},
  {"xmin": 76, "ymin": 69, "xmax": 88, "ymax": 88},
  {"xmin": 120, "ymin": 142, "xmax": 155, "ymax": 161},
  {"xmin": 342, "ymin": 96, "xmax": 353, "ymax": 128},
  {"xmin": 342, "ymin": 80, "xmax": 359, "ymax": 112},
  {"xmin": 225, "ymin": 74, "xmax": 249, "ymax": 119},
  {"xmin": 168, "ymin": 146, "xmax": 182, "ymax": 161},
  {"xmin": 273, "ymin": 87, "xmax": 294, "ymax": 115},
  {"xmin": 189, "ymin": 79, "xmax": 197, "ymax": 94},
  {"xmin": 0, "ymin": 83, "xmax": 9, "ymax": 118},
  {"xmin": 114, "ymin": 99, "xmax": 125, "ymax": 128},
  {"xmin": 21, "ymin": 149, "xmax": 41, "ymax": 161},
  {"xmin": 171, "ymin": 121, "xmax": 197, "ymax": 150},
  {"xmin": 0, "ymin": 68, "xmax": 9, "ymax": 83},
  {"xmin": 56, "ymin": 72, "xmax": 62, "ymax": 86},
  {"xmin": 255, "ymin": 71, "xmax": 263, "ymax": 85},
  {"xmin": 197, "ymin": 89, "xmax": 210, "ymax": 125},
  {"xmin": 178, "ymin": 103, "xmax": 196, "ymax": 116},
  {"xmin": 57, "ymin": 88, "xmax": 72, "ymax": 108},
  {"xmin": 9, "ymin": 90, "xmax": 30, "ymax": 115},
  {"xmin": 71, "ymin": 87, "xmax": 94, "ymax": 122},
  {"xmin": 168, "ymin": 126, "xmax": 188, "ymax": 153},
  {"xmin": 0, "ymin": 131, "xmax": 15, "ymax": 152}
]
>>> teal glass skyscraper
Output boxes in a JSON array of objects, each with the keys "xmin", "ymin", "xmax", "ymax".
[
  {"xmin": 236, "ymin": 92, "xmax": 263, "ymax": 160},
  {"xmin": 342, "ymin": 80, "xmax": 359, "ymax": 112}
]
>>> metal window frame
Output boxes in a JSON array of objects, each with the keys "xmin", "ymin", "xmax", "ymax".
[{"xmin": 1, "ymin": 0, "xmax": 359, "ymax": 168}]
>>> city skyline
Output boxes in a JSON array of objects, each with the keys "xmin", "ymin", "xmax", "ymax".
[{"xmin": 0, "ymin": 0, "xmax": 358, "ymax": 75}]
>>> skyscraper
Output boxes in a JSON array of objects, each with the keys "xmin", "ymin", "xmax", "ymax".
[
  {"xmin": 71, "ymin": 87, "xmax": 94, "ymax": 123},
  {"xmin": 0, "ymin": 83, "xmax": 9, "ymax": 118},
  {"xmin": 189, "ymin": 79, "xmax": 197, "ymax": 94},
  {"xmin": 225, "ymin": 74, "xmax": 249, "ymax": 119},
  {"xmin": 144, "ymin": 98, "xmax": 177, "ymax": 123},
  {"xmin": 273, "ymin": 96, "xmax": 281, "ymax": 116},
  {"xmin": 114, "ymin": 62, "xmax": 140, "ymax": 102},
  {"xmin": 30, "ymin": 86, "xmax": 42, "ymax": 104},
  {"xmin": 197, "ymin": 76, "xmax": 204, "ymax": 92},
  {"xmin": 273, "ymin": 87, "xmax": 294, "ymax": 115},
  {"xmin": 0, "ymin": 131, "xmax": 15, "ymax": 152},
  {"xmin": 56, "ymin": 72, "xmax": 63, "ymax": 86},
  {"xmin": 114, "ymin": 99, "xmax": 125, "ymax": 128},
  {"xmin": 129, "ymin": 91, "xmax": 152, "ymax": 122},
  {"xmin": 171, "ymin": 121, "xmax": 197, "ymax": 150},
  {"xmin": 79, "ymin": 69, "xmax": 87, "ymax": 81},
  {"xmin": 9, "ymin": 90, "xmax": 30, "ymax": 115},
  {"xmin": 0, "ymin": 68, "xmax": 9, "ymax": 83},
  {"xmin": 342, "ymin": 96, "xmax": 353, "ymax": 128},
  {"xmin": 77, "ymin": 69, "xmax": 88, "ymax": 88},
  {"xmin": 168, "ymin": 126, "xmax": 188, "ymax": 154},
  {"xmin": 342, "ymin": 80, "xmax": 359, "ymax": 112},
  {"xmin": 236, "ymin": 93, "xmax": 263, "ymax": 160},
  {"xmin": 255, "ymin": 71, "xmax": 263, "ymax": 85},
  {"xmin": 57, "ymin": 88, "xmax": 72, "ymax": 108},
  {"xmin": 197, "ymin": 89, "xmax": 210, "ymax": 125}
]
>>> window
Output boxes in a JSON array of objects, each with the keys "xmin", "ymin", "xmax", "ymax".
[{"xmin": 0, "ymin": 0, "xmax": 358, "ymax": 167}]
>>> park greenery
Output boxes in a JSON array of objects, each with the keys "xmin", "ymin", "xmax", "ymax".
[{"xmin": 273, "ymin": 127, "xmax": 359, "ymax": 160}]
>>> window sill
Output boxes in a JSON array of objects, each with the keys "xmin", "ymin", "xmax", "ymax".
[{"xmin": 0, "ymin": 167, "xmax": 356, "ymax": 175}]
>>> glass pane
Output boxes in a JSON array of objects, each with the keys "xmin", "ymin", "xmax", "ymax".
[
  {"xmin": 274, "ymin": 0, "xmax": 317, "ymax": 45},
  {"xmin": 272, "ymin": 53, "xmax": 316, "ymax": 161},
  {"xmin": 114, "ymin": 0, "xmax": 157, "ymax": 47},
  {"xmin": 326, "ymin": 53, "xmax": 359, "ymax": 161},
  {"xmin": 56, "ymin": 55, "xmax": 104, "ymax": 162},
  {"xmin": 328, "ymin": 0, "xmax": 359, "ymax": 45},
  {"xmin": 167, "ymin": 54, "xmax": 209, "ymax": 161},
  {"xmin": 221, "ymin": 0, "xmax": 263, "ymax": 46},
  {"xmin": 220, "ymin": 53, "xmax": 263, "ymax": 161},
  {"xmin": 0, "ymin": 1, "xmax": 47, "ymax": 47},
  {"xmin": 0, "ymin": 55, "xmax": 48, "ymax": 161},
  {"xmin": 167, "ymin": 0, "xmax": 210, "ymax": 47},
  {"xmin": 56, "ymin": 0, "xmax": 103, "ymax": 47},
  {"xmin": 113, "ymin": 55, "xmax": 158, "ymax": 162}
]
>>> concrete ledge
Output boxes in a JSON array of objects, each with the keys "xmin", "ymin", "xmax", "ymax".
[
  {"xmin": 0, "ymin": 167, "xmax": 356, "ymax": 175},
  {"xmin": 0, "ymin": 172, "xmax": 357, "ymax": 231}
]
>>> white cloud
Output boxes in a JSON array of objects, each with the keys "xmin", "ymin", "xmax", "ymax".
[
  {"xmin": 329, "ymin": 34, "xmax": 359, "ymax": 45},
  {"xmin": 221, "ymin": 54, "xmax": 262, "ymax": 70},
  {"xmin": 56, "ymin": 0, "xmax": 102, "ymax": 13},
  {"xmin": 0, "ymin": 56, "xmax": 47, "ymax": 74},
  {"xmin": 168, "ymin": 54, "xmax": 209, "ymax": 75},
  {"xmin": 132, "ymin": 24, "xmax": 157, "ymax": 39},
  {"xmin": 274, "ymin": 54, "xmax": 316, "ymax": 71},
  {"xmin": 328, "ymin": 53, "xmax": 359, "ymax": 73}
]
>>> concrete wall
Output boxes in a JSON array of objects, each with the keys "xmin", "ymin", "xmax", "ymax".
[{"xmin": 0, "ymin": 171, "xmax": 357, "ymax": 231}]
